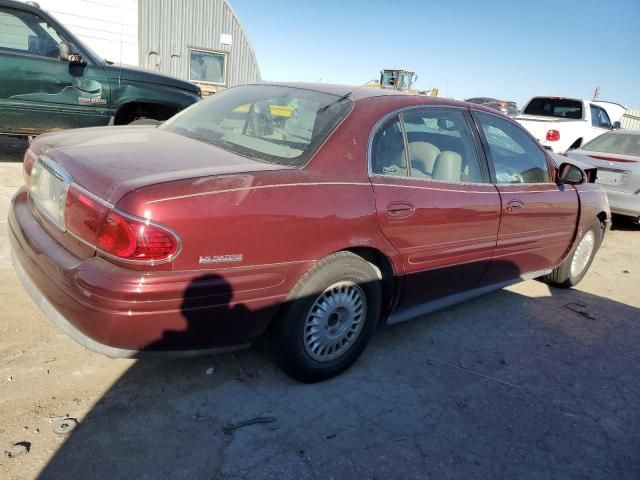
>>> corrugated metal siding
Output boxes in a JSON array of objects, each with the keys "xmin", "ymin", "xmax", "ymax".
[
  {"xmin": 38, "ymin": 0, "xmax": 139, "ymax": 65},
  {"xmin": 138, "ymin": 0, "xmax": 260, "ymax": 88},
  {"xmin": 621, "ymin": 109, "xmax": 640, "ymax": 131}
]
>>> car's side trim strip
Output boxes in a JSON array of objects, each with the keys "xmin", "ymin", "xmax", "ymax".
[
  {"xmin": 386, "ymin": 268, "xmax": 552, "ymax": 325},
  {"xmin": 145, "ymin": 182, "xmax": 374, "ymax": 204},
  {"xmin": 146, "ymin": 179, "xmax": 568, "ymax": 205}
]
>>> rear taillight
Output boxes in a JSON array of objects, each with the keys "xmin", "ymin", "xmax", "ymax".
[
  {"xmin": 23, "ymin": 150, "xmax": 37, "ymax": 189},
  {"xmin": 65, "ymin": 185, "xmax": 179, "ymax": 263},
  {"xmin": 546, "ymin": 130, "xmax": 560, "ymax": 141},
  {"xmin": 96, "ymin": 210, "xmax": 179, "ymax": 261},
  {"xmin": 65, "ymin": 185, "xmax": 109, "ymax": 244}
]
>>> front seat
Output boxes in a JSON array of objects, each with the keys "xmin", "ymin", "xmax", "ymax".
[
  {"xmin": 432, "ymin": 151, "xmax": 462, "ymax": 182},
  {"xmin": 403, "ymin": 142, "xmax": 440, "ymax": 176}
]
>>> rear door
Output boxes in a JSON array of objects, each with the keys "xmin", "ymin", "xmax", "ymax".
[
  {"xmin": 369, "ymin": 106, "xmax": 501, "ymax": 311},
  {"xmin": 0, "ymin": 6, "xmax": 111, "ymax": 134},
  {"xmin": 472, "ymin": 110, "xmax": 579, "ymax": 283}
]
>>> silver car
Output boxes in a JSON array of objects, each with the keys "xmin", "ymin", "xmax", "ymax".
[{"xmin": 566, "ymin": 130, "xmax": 640, "ymax": 220}]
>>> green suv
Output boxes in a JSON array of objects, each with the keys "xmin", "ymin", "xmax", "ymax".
[{"xmin": 0, "ymin": 0, "xmax": 201, "ymax": 136}]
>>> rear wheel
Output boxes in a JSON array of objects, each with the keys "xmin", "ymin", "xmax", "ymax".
[
  {"xmin": 542, "ymin": 219, "xmax": 603, "ymax": 288},
  {"xmin": 267, "ymin": 252, "xmax": 381, "ymax": 383}
]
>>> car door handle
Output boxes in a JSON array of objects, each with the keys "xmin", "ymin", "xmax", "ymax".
[
  {"xmin": 387, "ymin": 202, "xmax": 415, "ymax": 219},
  {"xmin": 506, "ymin": 199, "xmax": 525, "ymax": 212}
]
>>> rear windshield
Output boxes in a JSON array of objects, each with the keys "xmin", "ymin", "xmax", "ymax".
[
  {"xmin": 581, "ymin": 132, "xmax": 640, "ymax": 156},
  {"xmin": 523, "ymin": 98, "xmax": 583, "ymax": 119},
  {"xmin": 161, "ymin": 85, "xmax": 352, "ymax": 167}
]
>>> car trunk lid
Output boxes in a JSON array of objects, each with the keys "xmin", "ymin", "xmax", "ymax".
[
  {"xmin": 26, "ymin": 126, "xmax": 291, "ymax": 261},
  {"xmin": 34, "ymin": 126, "xmax": 291, "ymax": 205},
  {"xmin": 566, "ymin": 150, "xmax": 639, "ymax": 191}
]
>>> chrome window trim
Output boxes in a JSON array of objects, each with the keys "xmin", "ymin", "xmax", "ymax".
[
  {"xmin": 367, "ymin": 104, "xmax": 487, "ymax": 185},
  {"xmin": 371, "ymin": 174, "xmax": 492, "ymax": 189}
]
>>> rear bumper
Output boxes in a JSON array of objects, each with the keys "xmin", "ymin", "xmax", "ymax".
[
  {"xmin": 9, "ymin": 188, "xmax": 285, "ymax": 356},
  {"xmin": 11, "ymin": 249, "xmax": 248, "ymax": 358},
  {"xmin": 604, "ymin": 189, "xmax": 640, "ymax": 218}
]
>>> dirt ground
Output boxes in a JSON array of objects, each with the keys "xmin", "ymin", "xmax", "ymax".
[{"xmin": 1, "ymin": 136, "xmax": 639, "ymax": 479}]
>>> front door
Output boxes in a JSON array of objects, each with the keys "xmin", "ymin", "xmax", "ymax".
[
  {"xmin": 0, "ymin": 6, "xmax": 111, "ymax": 134},
  {"xmin": 370, "ymin": 107, "xmax": 501, "ymax": 312},
  {"xmin": 472, "ymin": 110, "xmax": 580, "ymax": 283}
]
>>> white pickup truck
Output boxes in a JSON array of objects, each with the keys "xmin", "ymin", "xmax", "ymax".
[{"xmin": 516, "ymin": 97, "xmax": 621, "ymax": 153}]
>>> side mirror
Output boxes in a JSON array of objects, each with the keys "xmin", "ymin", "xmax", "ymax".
[
  {"xmin": 557, "ymin": 162, "xmax": 586, "ymax": 185},
  {"xmin": 59, "ymin": 42, "xmax": 84, "ymax": 64},
  {"xmin": 612, "ymin": 121, "xmax": 621, "ymax": 130}
]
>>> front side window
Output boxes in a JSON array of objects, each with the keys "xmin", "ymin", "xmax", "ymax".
[
  {"xmin": 590, "ymin": 106, "xmax": 611, "ymax": 129},
  {"xmin": 161, "ymin": 85, "xmax": 351, "ymax": 167},
  {"xmin": 189, "ymin": 48, "xmax": 227, "ymax": 85},
  {"xmin": 371, "ymin": 107, "xmax": 484, "ymax": 183},
  {"xmin": 475, "ymin": 111, "xmax": 551, "ymax": 184},
  {"xmin": 0, "ymin": 7, "xmax": 62, "ymax": 58}
]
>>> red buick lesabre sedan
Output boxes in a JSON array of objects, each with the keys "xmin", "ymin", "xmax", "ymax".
[{"xmin": 9, "ymin": 83, "xmax": 610, "ymax": 382}]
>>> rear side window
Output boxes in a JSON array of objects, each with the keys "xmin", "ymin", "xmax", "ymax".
[
  {"xmin": 371, "ymin": 115, "xmax": 408, "ymax": 177},
  {"xmin": 524, "ymin": 98, "xmax": 583, "ymax": 119},
  {"xmin": 475, "ymin": 111, "xmax": 551, "ymax": 184},
  {"xmin": 0, "ymin": 7, "xmax": 63, "ymax": 58},
  {"xmin": 371, "ymin": 107, "xmax": 484, "ymax": 183}
]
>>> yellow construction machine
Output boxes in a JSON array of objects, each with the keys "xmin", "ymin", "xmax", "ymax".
[{"xmin": 370, "ymin": 69, "xmax": 438, "ymax": 96}]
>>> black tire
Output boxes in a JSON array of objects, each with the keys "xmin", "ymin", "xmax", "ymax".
[
  {"xmin": 129, "ymin": 117, "xmax": 162, "ymax": 126},
  {"xmin": 267, "ymin": 252, "xmax": 381, "ymax": 383},
  {"xmin": 542, "ymin": 219, "xmax": 603, "ymax": 288}
]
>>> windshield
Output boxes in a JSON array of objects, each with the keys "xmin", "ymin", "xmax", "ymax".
[
  {"xmin": 581, "ymin": 132, "xmax": 640, "ymax": 156},
  {"xmin": 524, "ymin": 98, "xmax": 583, "ymax": 119},
  {"xmin": 399, "ymin": 73, "xmax": 413, "ymax": 90},
  {"xmin": 161, "ymin": 85, "xmax": 351, "ymax": 167}
]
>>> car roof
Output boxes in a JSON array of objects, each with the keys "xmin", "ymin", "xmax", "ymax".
[
  {"xmin": 258, "ymin": 82, "xmax": 408, "ymax": 100},
  {"xmin": 256, "ymin": 82, "xmax": 482, "ymax": 110}
]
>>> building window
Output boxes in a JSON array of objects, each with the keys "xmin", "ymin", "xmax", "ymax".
[{"xmin": 189, "ymin": 48, "xmax": 227, "ymax": 85}]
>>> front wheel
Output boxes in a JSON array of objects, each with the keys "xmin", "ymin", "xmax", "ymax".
[
  {"xmin": 542, "ymin": 219, "xmax": 603, "ymax": 288},
  {"xmin": 267, "ymin": 252, "xmax": 381, "ymax": 383}
]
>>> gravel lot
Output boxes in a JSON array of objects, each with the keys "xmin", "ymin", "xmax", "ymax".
[{"xmin": 1, "ymin": 136, "xmax": 639, "ymax": 479}]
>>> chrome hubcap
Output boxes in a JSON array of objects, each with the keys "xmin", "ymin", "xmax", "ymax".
[
  {"xmin": 303, "ymin": 281, "xmax": 366, "ymax": 362},
  {"xmin": 571, "ymin": 230, "xmax": 595, "ymax": 278}
]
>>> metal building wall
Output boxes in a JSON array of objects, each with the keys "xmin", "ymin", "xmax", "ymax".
[
  {"xmin": 38, "ymin": 0, "xmax": 139, "ymax": 65},
  {"xmin": 138, "ymin": 0, "xmax": 261, "ymax": 89},
  {"xmin": 621, "ymin": 109, "xmax": 640, "ymax": 131}
]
